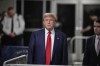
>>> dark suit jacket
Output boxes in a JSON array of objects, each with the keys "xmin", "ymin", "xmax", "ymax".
[
  {"xmin": 27, "ymin": 28, "xmax": 68, "ymax": 65},
  {"xmin": 0, "ymin": 20, "xmax": 3, "ymax": 34},
  {"xmin": 83, "ymin": 35, "xmax": 100, "ymax": 66}
]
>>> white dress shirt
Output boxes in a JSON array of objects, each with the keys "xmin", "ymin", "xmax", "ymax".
[
  {"xmin": 2, "ymin": 14, "xmax": 25, "ymax": 35},
  {"xmin": 95, "ymin": 35, "xmax": 100, "ymax": 55},
  {"xmin": 45, "ymin": 28, "xmax": 55, "ymax": 60}
]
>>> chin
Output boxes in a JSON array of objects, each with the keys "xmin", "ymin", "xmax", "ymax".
[
  {"xmin": 46, "ymin": 28, "xmax": 52, "ymax": 30},
  {"xmin": 96, "ymin": 33, "xmax": 100, "ymax": 36},
  {"xmin": 47, "ymin": 27, "xmax": 52, "ymax": 29}
]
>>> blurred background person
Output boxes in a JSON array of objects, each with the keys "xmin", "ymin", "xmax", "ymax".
[
  {"xmin": 0, "ymin": 12, "xmax": 3, "ymax": 39},
  {"xmin": 28, "ymin": 13, "xmax": 68, "ymax": 65},
  {"xmin": 83, "ymin": 19, "xmax": 100, "ymax": 66},
  {"xmin": 0, "ymin": 12, "xmax": 3, "ymax": 66},
  {"xmin": 90, "ymin": 9, "xmax": 100, "ymax": 21},
  {"xmin": 0, "ymin": 11, "xmax": 6, "ymax": 39},
  {"xmin": 1, "ymin": 6, "xmax": 25, "ymax": 46},
  {"xmin": 81, "ymin": 9, "xmax": 100, "ymax": 36}
]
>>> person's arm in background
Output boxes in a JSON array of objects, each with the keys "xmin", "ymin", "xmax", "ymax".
[
  {"xmin": 2, "ymin": 17, "xmax": 11, "ymax": 35},
  {"xmin": 81, "ymin": 25, "xmax": 92, "ymax": 33},
  {"xmin": 27, "ymin": 32, "xmax": 35, "ymax": 64},
  {"xmin": 62, "ymin": 34, "xmax": 68, "ymax": 65}
]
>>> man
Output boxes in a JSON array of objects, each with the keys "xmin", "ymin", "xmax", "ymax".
[
  {"xmin": 1, "ymin": 7, "xmax": 25, "ymax": 46},
  {"xmin": 28, "ymin": 13, "xmax": 68, "ymax": 65},
  {"xmin": 83, "ymin": 19, "xmax": 100, "ymax": 66},
  {"xmin": 81, "ymin": 9, "xmax": 100, "ymax": 36}
]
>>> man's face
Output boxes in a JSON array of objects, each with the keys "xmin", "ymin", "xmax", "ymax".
[
  {"xmin": 43, "ymin": 16, "xmax": 56, "ymax": 31},
  {"xmin": 94, "ymin": 22, "xmax": 100, "ymax": 36},
  {"xmin": 7, "ymin": 9, "xmax": 15, "ymax": 17}
]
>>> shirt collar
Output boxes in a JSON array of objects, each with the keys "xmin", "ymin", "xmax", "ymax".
[
  {"xmin": 96, "ymin": 35, "xmax": 100, "ymax": 39},
  {"xmin": 45, "ymin": 28, "xmax": 55, "ymax": 34}
]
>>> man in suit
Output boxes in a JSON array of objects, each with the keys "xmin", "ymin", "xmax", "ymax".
[
  {"xmin": 28, "ymin": 13, "xmax": 68, "ymax": 65},
  {"xmin": 83, "ymin": 19, "xmax": 100, "ymax": 66}
]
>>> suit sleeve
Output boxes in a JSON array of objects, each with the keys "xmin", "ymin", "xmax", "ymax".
[
  {"xmin": 62, "ymin": 34, "xmax": 68, "ymax": 65},
  {"xmin": 27, "ymin": 32, "xmax": 35, "ymax": 64},
  {"xmin": 82, "ymin": 38, "xmax": 90, "ymax": 65}
]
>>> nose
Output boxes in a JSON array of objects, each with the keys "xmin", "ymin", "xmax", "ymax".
[
  {"xmin": 94, "ymin": 27, "xmax": 97, "ymax": 30},
  {"xmin": 48, "ymin": 20, "xmax": 50, "ymax": 24}
]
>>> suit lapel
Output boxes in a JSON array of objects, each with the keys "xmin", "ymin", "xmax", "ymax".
[
  {"xmin": 92, "ymin": 35, "xmax": 97, "ymax": 56},
  {"xmin": 40, "ymin": 29, "xmax": 45, "ymax": 50},
  {"xmin": 52, "ymin": 29, "xmax": 59, "ymax": 60},
  {"xmin": 39, "ymin": 29, "xmax": 45, "ymax": 63}
]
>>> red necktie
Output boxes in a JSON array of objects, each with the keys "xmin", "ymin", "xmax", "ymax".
[{"xmin": 46, "ymin": 31, "xmax": 51, "ymax": 65}]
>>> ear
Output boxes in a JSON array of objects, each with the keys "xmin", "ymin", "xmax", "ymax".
[
  {"xmin": 43, "ymin": 21, "xmax": 45, "ymax": 25},
  {"xmin": 54, "ymin": 22, "xmax": 57, "ymax": 26}
]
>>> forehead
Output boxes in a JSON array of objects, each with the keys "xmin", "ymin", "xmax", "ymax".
[
  {"xmin": 90, "ymin": 15, "xmax": 97, "ymax": 17},
  {"xmin": 94, "ymin": 22, "xmax": 100, "ymax": 25},
  {"xmin": 8, "ymin": 9, "xmax": 14, "ymax": 12},
  {"xmin": 44, "ymin": 16, "xmax": 55, "ymax": 19}
]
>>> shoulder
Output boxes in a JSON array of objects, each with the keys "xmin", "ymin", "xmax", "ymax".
[
  {"xmin": 55, "ymin": 29, "xmax": 67, "ymax": 37},
  {"xmin": 87, "ymin": 35, "xmax": 95, "ymax": 40},
  {"xmin": 35, "ymin": 28, "xmax": 44, "ymax": 33},
  {"xmin": 18, "ymin": 14, "xmax": 23, "ymax": 17},
  {"xmin": 15, "ymin": 14, "xmax": 23, "ymax": 18},
  {"xmin": 86, "ymin": 35, "xmax": 95, "ymax": 43},
  {"xmin": 31, "ymin": 28, "xmax": 44, "ymax": 35},
  {"xmin": 85, "ymin": 35, "xmax": 95, "ymax": 48}
]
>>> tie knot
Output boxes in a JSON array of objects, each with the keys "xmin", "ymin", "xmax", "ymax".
[{"xmin": 48, "ymin": 31, "xmax": 51, "ymax": 34}]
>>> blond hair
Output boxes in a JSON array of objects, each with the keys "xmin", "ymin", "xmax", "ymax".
[{"xmin": 43, "ymin": 13, "xmax": 57, "ymax": 21}]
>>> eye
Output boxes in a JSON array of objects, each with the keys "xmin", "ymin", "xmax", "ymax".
[
  {"xmin": 44, "ymin": 19, "xmax": 48, "ymax": 21},
  {"xmin": 94, "ymin": 26, "xmax": 100, "ymax": 28},
  {"xmin": 97, "ymin": 26, "xmax": 100, "ymax": 28}
]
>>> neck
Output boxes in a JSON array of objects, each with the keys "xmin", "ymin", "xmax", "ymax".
[{"xmin": 46, "ymin": 28, "xmax": 53, "ymax": 32}]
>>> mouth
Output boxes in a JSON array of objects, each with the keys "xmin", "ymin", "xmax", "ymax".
[{"xmin": 47, "ymin": 25, "xmax": 51, "ymax": 26}]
